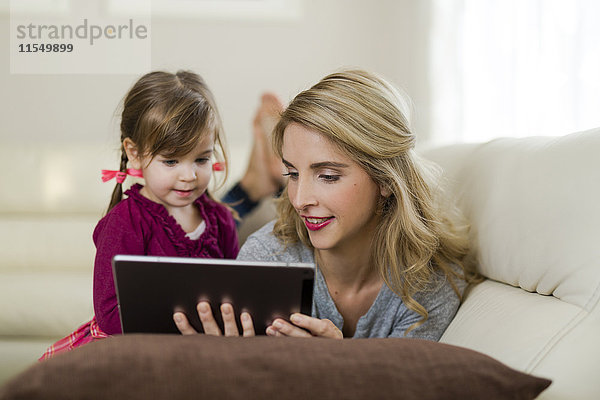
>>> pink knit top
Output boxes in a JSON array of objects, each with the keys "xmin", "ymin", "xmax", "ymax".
[{"xmin": 92, "ymin": 184, "xmax": 239, "ymax": 334}]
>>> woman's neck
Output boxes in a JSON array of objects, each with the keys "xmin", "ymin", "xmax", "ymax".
[
  {"xmin": 315, "ymin": 245, "xmax": 379, "ymax": 293},
  {"xmin": 314, "ymin": 213, "xmax": 382, "ymax": 292},
  {"xmin": 315, "ymin": 244, "xmax": 383, "ymax": 338}
]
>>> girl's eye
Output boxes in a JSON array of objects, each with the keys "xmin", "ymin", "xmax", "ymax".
[
  {"xmin": 320, "ymin": 174, "xmax": 340, "ymax": 182},
  {"xmin": 195, "ymin": 158, "xmax": 210, "ymax": 164},
  {"xmin": 162, "ymin": 160, "xmax": 178, "ymax": 166}
]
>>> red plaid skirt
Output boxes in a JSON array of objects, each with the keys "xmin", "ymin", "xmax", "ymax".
[{"xmin": 39, "ymin": 316, "xmax": 109, "ymax": 361}]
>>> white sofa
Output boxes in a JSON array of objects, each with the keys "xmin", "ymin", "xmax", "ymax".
[
  {"xmin": 0, "ymin": 144, "xmax": 106, "ymax": 385},
  {"xmin": 1, "ymin": 128, "xmax": 599, "ymax": 398},
  {"xmin": 427, "ymin": 128, "xmax": 600, "ymax": 399}
]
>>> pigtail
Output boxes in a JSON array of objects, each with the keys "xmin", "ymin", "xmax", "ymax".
[{"xmin": 106, "ymin": 148, "xmax": 129, "ymax": 215}]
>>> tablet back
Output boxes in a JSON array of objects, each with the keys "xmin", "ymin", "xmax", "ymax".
[{"xmin": 112, "ymin": 255, "xmax": 314, "ymax": 335}]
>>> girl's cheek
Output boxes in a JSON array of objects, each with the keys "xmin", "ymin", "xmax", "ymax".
[
  {"xmin": 201, "ymin": 167, "xmax": 215, "ymax": 184},
  {"xmin": 199, "ymin": 165, "xmax": 212, "ymax": 177}
]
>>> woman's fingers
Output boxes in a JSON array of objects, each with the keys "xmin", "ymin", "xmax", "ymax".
[
  {"xmin": 197, "ymin": 301, "xmax": 222, "ymax": 336},
  {"xmin": 173, "ymin": 312, "xmax": 198, "ymax": 335},
  {"xmin": 267, "ymin": 314, "xmax": 343, "ymax": 339},
  {"xmin": 266, "ymin": 326, "xmax": 284, "ymax": 337},
  {"xmin": 292, "ymin": 314, "xmax": 343, "ymax": 339},
  {"xmin": 266, "ymin": 318, "xmax": 310, "ymax": 337}
]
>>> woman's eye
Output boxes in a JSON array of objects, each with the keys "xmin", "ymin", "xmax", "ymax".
[
  {"xmin": 282, "ymin": 171, "xmax": 298, "ymax": 180},
  {"xmin": 320, "ymin": 174, "xmax": 340, "ymax": 182}
]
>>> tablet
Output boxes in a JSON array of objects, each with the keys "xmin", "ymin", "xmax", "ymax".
[{"xmin": 112, "ymin": 255, "xmax": 314, "ymax": 335}]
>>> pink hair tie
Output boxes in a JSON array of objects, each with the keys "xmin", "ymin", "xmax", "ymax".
[
  {"xmin": 212, "ymin": 162, "xmax": 225, "ymax": 171},
  {"xmin": 101, "ymin": 168, "xmax": 143, "ymax": 184}
]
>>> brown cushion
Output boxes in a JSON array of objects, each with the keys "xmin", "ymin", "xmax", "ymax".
[{"xmin": 0, "ymin": 335, "xmax": 551, "ymax": 400}]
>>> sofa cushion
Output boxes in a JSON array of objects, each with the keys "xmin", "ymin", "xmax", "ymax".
[
  {"xmin": 0, "ymin": 272, "xmax": 93, "ymax": 337},
  {"xmin": 0, "ymin": 334, "xmax": 551, "ymax": 400},
  {"xmin": 422, "ymin": 128, "xmax": 600, "ymax": 310},
  {"xmin": 439, "ymin": 279, "xmax": 600, "ymax": 399},
  {"xmin": 0, "ymin": 216, "xmax": 98, "ymax": 273},
  {"xmin": 0, "ymin": 144, "xmax": 116, "ymax": 214},
  {"xmin": 423, "ymin": 129, "xmax": 600, "ymax": 399}
]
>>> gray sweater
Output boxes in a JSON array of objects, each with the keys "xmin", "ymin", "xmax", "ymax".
[{"xmin": 237, "ymin": 221, "xmax": 465, "ymax": 341}]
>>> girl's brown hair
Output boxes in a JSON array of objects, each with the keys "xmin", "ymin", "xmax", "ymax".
[{"xmin": 107, "ymin": 70, "xmax": 228, "ymax": 214}]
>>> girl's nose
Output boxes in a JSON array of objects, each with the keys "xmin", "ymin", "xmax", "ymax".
[{"xmin": 180, "ymin": 165, "xmax": 197, "ymax": 181}]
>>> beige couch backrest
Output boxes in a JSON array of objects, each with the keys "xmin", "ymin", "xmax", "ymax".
[
  {"xmin": 0, "ymin": 143, "xmax": 122, "ymax": 272},
  {"xmin": 424, "ymin": 128, "xmax": 600, "ymax": 311},
  {"xmin": 0, "ymin": 143, "xmax": 121, "ymax": 214},
  {"xmin": 423, "ymin": 127, "xmax": 600, "ymax": 399}
]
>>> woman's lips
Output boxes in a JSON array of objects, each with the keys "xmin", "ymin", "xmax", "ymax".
[{"xmin": 303, "ymin": 216, "xmax": 334, "ymax": 231}]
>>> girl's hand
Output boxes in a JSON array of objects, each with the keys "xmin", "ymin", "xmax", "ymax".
[
  {"xmin": 173, "ymin": 302, "xmax": 255, "ymax": 337},
  {"xmin": 266, "ymin": 313, "xmax": 343, "ymax": 339}
]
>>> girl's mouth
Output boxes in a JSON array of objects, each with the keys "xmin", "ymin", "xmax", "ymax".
[
  {"xmin": 174, "ymin": 189, "xmax": 194, "ymax": 197},
  {"xmin": 303, "ymin": 216, "xmax": 334, "ymax": 231}
]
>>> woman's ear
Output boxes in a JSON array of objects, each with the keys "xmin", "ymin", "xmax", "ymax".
[
  {"xmin": 380, "ymin": 184, "xmax": 392, "ymax": 198},
  {"xmin": 123, "ymin": 138, "xmax": 142, "ymax": 169}
]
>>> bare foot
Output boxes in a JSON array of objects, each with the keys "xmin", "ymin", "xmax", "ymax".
[
  {"xmin": 240, "ymin": 92, "xmax": 286, "ymax": 202},
  {"xmin": 255, "ymin": 93, "xmax": 286, "ymax": 183}
]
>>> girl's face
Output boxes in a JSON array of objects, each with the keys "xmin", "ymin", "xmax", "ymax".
[
  {"xmin": 282, "ymin": 123, "xmax": 384, "ymax": 253},
  {"xmin": 125, "ymin": 133, "xmax": 214, "ymax": 214}
]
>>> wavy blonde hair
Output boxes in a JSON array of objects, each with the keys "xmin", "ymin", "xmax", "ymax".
[{"xmin": 272, "ymin": 69, "xmax": 475, "ymax": 331}]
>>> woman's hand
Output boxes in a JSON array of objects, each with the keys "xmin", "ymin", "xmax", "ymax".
[
  {"xmin": 173, "ymin": 302, "xmax": 255, "ymax": 337},
  {"xmin": 266, "ymin": 313, "xmax": 343, "ymax": 339}
]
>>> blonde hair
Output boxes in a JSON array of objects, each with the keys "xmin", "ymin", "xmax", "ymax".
[
  {"xmin": 107, "ymin": 70, "xmax": 229, "ymax": 213},
  {"xmin": 272, "ymin": 69, "xmax": 475, "ymax": 331}
]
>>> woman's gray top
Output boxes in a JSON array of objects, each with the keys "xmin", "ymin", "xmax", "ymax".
[{"xmin": 237, "ymin": 221, "xmax": 466, "ymax": 340}]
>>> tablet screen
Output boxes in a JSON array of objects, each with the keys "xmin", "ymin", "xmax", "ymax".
[{"xmin": 112, "ymin": 255, "xmax": 314, "ymax": 335}]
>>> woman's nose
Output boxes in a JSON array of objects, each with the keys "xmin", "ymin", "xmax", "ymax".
[{"xmin": 289, "ymin": 177, "xmax": 317, "ymax": 211}]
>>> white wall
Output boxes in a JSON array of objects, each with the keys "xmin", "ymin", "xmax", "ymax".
[{"xmin": 0, "ymin": 0, "xmax": 433, "ymax": 184}]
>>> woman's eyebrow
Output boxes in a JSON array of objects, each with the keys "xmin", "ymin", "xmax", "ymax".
[
  {"xmin": 310, "ymin": 161, "xmax": 349, "ymax": 169},
  {"xmin": 282, "ymin": 159, "xmax": 348, "ymax": 169}
]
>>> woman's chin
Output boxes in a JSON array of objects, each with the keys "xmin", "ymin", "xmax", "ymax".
[{"xmin": 308, "ymin": 235, "xmax": 336, "ymax": 252}]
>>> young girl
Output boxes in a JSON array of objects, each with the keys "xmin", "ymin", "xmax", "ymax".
[
  {"xmin": 175, "ymin": 69, "xmax": 476, "ymax": 340},
  {"xmin": 41, "ymin": 70, "xmax": 238, "ymax": 359}
]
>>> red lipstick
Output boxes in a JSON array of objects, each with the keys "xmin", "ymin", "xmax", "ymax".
[{"xmin": 303, "ymin": 216, "xmax": 334, "ymax": 231}]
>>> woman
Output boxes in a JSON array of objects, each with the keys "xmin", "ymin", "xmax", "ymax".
[{"xmin": 175, "ymin": 69, "xmax": 474, "ymax": 340}]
